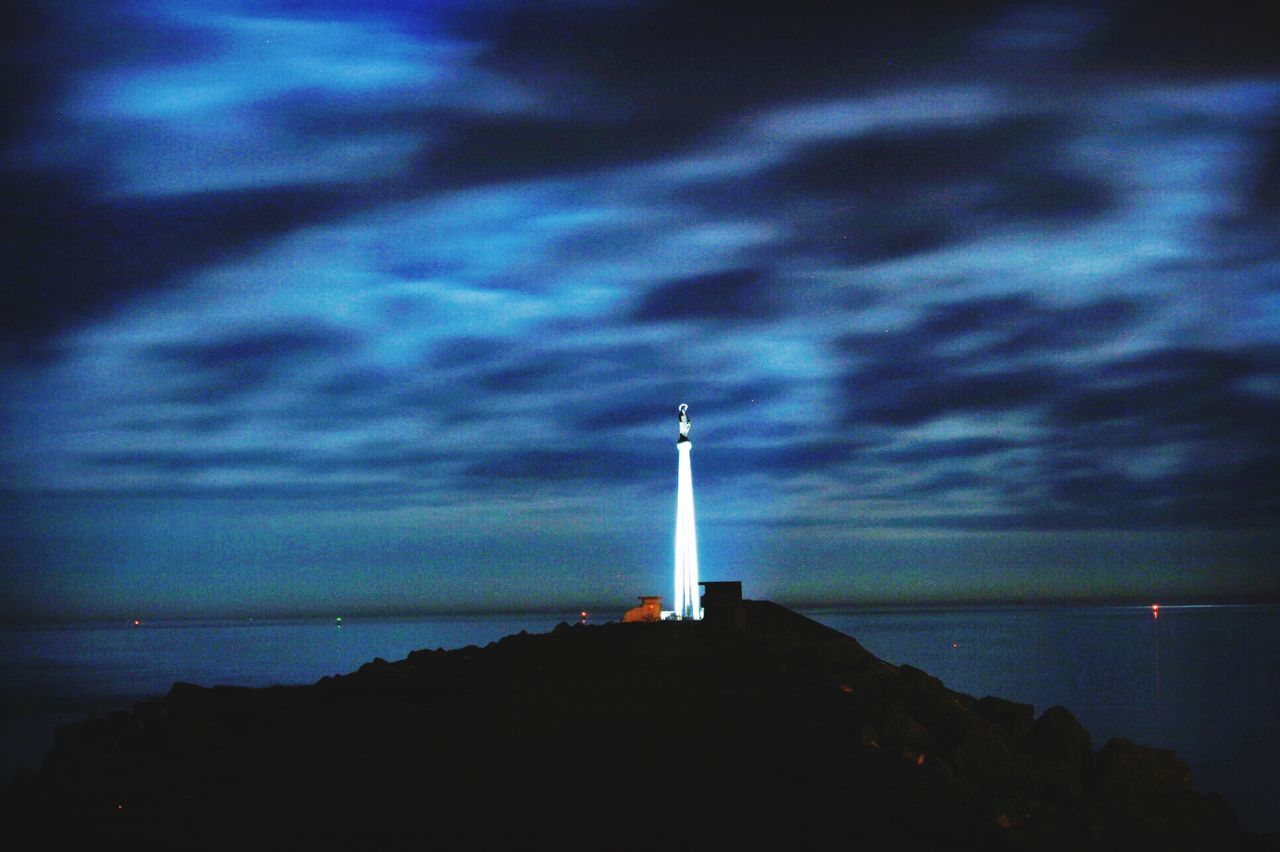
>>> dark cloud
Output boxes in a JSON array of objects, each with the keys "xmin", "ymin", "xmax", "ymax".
[
  {"xmin": 631, "ymin": 269, "xmax": 778, "ymax": 323},
  {"xmin": 1, "ymin": 4, "xmax": 66, "ymax": 137},
  {"xmin": 160, "ymin": 0, "xmax": 1052, "ymax": 208},
  {"xmin": 430, "ymin": 337, "xmax": 512, "ymax": 370},
  {"xmin": 994, "ymin": 171, "xmax": 1116, "ymax": 222},
  {"xmin": 1246, "ymin": 132, "xmax": 1280, "ymax": 217},
  {"xmin": 427, "ymin": 337, "xmax": 681, "ymax": 407},
  {"xmin": 151, "ymin": 326, "xmax": 353, "ymax": 368},
  {"xmin": 265, "ymin": 366, "xmax": 411, "ymax": 432},
  {"xmin": 912, "ymin": 295, "xmax": 1140, "ymax": 355},
  {"xmin": 715, "ymin": 440, "xmax": 873, "ymax": 476},
  {"xmin": 1051, "ymin": 346, "xmax": 1280, "ymax": 437},
  {"xmin": 897, "ymin": 469, "xmax": 988, "ymax": 496},
  {"xmin": 77, "ymin": 441, "xmax": 463, "ymax": 496},
  {"xmin": 478, "ymin": 1, "xmax": 1009, "ymax": 123},
  {"xmin": 1212, "ymin": 126, "xmax": 1280, "ymax": 267},
  {"xmin": 837, "ymin": 295, "xmax": 1112, "ymax": 427},
  {"xmin": 829, "ymin": 295, "xmax": 1280, "ymax": 528},
  {"xmin": 1092, "ymin": 0, "xmax": 1280, "ymax": 75},
  {"xmin": 881, "ymin": 437, "xmax": 1023, "ymax": 463},
  {"xmin": 85, "ymin": 448, "xmax": 299, "ymax": 474},
  {"xmin": 998, "ymin": 299, "xmax": 1139, "ymax": 354},
  {"xmin": 845, "ymin": 294, "xmax": 1141, "ymax": 362},
  {"xmin": 0, "ymin": 174, "xmax": 359, "ymax": 352},
  {"xmin": 475, "ymin": 357, "xmax": 566, "ymax": 393},
  {"xmin": 914, "ymin": 295, "xmax": 1037, "ymax": 338},
  {"xmin": 783, "ymin": 119, "xmax": 1058, "ymax": 199},
  {"xmin": 842, "ymin": 342, "xmax": 1280, "ymax": 529},
  {"xmin": 147, "ymin": 324, "xmax": 355, "ymax": 402},
  {"xmin": 465, "ymin": 448, "xmax": 663, "ymax": 483},
  {"xmin": 853, "ymin": 364, "xmax": 1057, "ymax": 426},
  {"xmin": 335, "ymin": 444, "xmax": 451, "ymax": 474},
  {"xmin": 1010, "ymin": 452, "xmax": 1280, "ymax": 531},
  {"xmin": 119, "ymin": 412, "xmax": 242, "ymax": 435},
  {"xmin": 1043, "ymin": 349, "xmax": 1279, "ymax": 520},
  {"xmin": 774, "ymin": 117, "xmax": 1116, "ymax": 263},
  {"xmin": 581, "ymin": 399, "xmax": 674, "ymax": 432},
  {"xmin": 0, "ymin": 1, "xmax": 215, "ymax": 140},
  {"xmin": 417, "ymin": 114, "xmax": 699, "ymax": 189},
  {"xmin": 1035, "ymin": 348, "xmax": 1280, "ymax": 528},
  {"xmin": 311, "ymin": 366, "xmax": 400, "ymax": 401},
  {"xmin": 6, "ymin": 480, "xmax": 424, "ymax": 505},
  {"xmin": 4, "ymin": 0, "xmax": 1280, "ymax": 617}
]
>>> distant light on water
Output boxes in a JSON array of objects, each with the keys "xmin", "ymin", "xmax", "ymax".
[{"xmin": 1152, "ymin": 603, "xmax": 1159, "ymax": 620}]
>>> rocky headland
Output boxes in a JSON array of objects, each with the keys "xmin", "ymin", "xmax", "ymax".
[{"xmin": 5, "ymin": 599, "xmax": 1274, "ymax": 849}]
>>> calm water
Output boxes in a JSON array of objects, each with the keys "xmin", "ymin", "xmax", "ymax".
[{"xmin": 1, "ymin": 605, "xmax": 1276, "ymax": 832}]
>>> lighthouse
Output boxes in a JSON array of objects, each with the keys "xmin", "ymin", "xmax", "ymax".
[{"xmin": 673, "ymin": 403, "xmax": 702, "ymax": 620}]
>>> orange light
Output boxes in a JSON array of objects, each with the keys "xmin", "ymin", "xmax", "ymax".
[
  {"xmin": 916, "ymin": 753, "xmax": 926, "ymax": 766},
  {"xmin": 132, "ymin": 619, "xmax": 141, "ymax": 627},
  {"xmin": 1151, "ymin": 603, "xmax": 1159, "ymax": 620}
]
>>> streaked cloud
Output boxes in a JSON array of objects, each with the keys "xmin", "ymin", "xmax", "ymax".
[{"xmin": 2, "ymin": 0, "xmax": 1278, "ymax": 617}]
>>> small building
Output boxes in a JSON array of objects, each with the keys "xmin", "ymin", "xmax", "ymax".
[
  {"xmin": 700, "ymin": 580, "xmax": 746, "ymax": 629},
  {"xmin": 700, "ymin": 580, "xmax": 741, "ymax": 608},
  {"xmin": 623, "ymin": 595, "xmax": 663, "ymax": 623}
]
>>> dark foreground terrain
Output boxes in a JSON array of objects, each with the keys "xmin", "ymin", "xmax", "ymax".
[{"xmin": 5, "ymin": 600, "xmax": 1275, "ymax": 849}]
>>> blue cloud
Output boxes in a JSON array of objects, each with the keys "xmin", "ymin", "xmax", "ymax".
[{"xmin": 3, "ymin": 0, "xmax": 1280, "ymax": 616}]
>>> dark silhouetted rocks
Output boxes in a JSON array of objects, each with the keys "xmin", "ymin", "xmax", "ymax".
[
  {"xmin": 976, "ymin": 695, "xmax": 1037, "ymax": 739},
  {"xmin": 3, "ymin": 601, "xmax": 1274, "ymax": 850}
]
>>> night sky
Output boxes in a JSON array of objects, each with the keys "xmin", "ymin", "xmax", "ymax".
[{"xmin": 2, "ymin": 1, "xmax": 1278, "ymax": 621}]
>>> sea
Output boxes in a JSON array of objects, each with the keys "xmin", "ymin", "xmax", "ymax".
[{"xmin": 1, "ymin": 604, "xmax": 1276, "ymax": 833}]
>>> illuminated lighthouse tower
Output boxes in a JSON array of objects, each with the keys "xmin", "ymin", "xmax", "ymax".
[{"xmin": 673, "ymin": 403, "xmax": 702, "ymax": 620}]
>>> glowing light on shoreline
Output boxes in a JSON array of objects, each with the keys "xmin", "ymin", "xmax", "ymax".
[{"xmin": 673, "ymin": 404, "xmax": 701, "ymax": 621}]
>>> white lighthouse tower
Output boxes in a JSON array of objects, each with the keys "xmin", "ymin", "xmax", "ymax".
[{"xmin": 673, "ymin": 403, "xmax": 702, "ymax": 620}]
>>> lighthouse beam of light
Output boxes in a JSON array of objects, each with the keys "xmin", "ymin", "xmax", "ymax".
[{"xmin": 674, "ymin": 403, "xmax": 701, "ymax": 620}]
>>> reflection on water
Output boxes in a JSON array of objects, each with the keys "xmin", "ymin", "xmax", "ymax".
[{"xmin": 1151, "ymin": 604, "xmax": 1161, "ymax": 730}]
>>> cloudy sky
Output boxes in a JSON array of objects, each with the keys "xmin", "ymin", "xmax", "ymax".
[{"xmin": 2, "ymin": 1, "xmax": 1277, "ymax": 620}]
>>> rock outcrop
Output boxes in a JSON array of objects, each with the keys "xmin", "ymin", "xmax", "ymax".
[{"xmin": 3, "ymin": 602, "xmax": 1273, "ymax": 850}]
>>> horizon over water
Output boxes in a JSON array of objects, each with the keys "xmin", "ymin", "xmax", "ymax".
[
  {"xmin": 1, "ymin": 603, "xmax": 1276, "ymax": 833},
  {"xmin": 6, "ymin": 594, "xmax": 1278, "ymax": 627}
]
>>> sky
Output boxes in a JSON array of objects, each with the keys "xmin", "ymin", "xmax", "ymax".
[{"xmin": 2, "ymin": 1, "xmax": 1278, "ymax": 621}]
